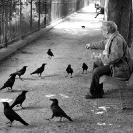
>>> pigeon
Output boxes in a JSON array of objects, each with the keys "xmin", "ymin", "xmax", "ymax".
[
  {"xmin": 2, "ymin": 102, "xmax": 29, "ymax": 127},
  {"xmin": 47, "ymin": 98, "xmax": 73, "ymax": 121},
  {"xmin": 11, "ymin": 90, "xmax": 28, "ymax": 109}
]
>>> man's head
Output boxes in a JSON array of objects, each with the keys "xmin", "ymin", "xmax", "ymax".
[{"xmin": 101, "ymin": 21, "xmax": 118, "ymax": 38}]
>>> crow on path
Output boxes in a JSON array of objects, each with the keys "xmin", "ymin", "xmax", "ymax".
[
  {"xmin": 47, "ymin": 49, "xmax": 54, "ymax": 59},
  {"xmin": 10, "ymin": 66, "xmax": 28, "ymax": 80},
  {"xmin": 2, "ymin": 102, "xmax": 29, "ymax": 127},
  {"xmin": 11, "ymin": 90, "xmax": 28, "ymax": 109},
  {"xmin": 47, "ymin": 98, "xmax": 73, "ymax": 121},
  {"xmin": 81, "ymin": 26, "xmax": 85, "ymax": 28},
  {"xmin": 0, "ymin": 74, "xmax": 16, "ymax": 91},
  {"xmin": 30, "ymin": 63, "xmax": 47, "ymax": 77},
  {"xmin": 82, "ymin": 63, "xmax": 88, "ymax": 74},
  {"xmin": 66, "ymin": 64, "xmax": 73, "ymax": 78}
]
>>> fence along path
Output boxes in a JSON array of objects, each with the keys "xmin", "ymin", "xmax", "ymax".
[{"xmin": 0, "ymin": 0, "xmax": 86, "ymax": 47}]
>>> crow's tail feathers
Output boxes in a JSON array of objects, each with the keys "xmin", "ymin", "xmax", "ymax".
[
  {"xmin": 0, "ymin": 86, "xmax": 5, "ymax": 90},
  {"xmin": 65, "ymin": 115, "xmax": 73, "ymax": 121},
  {"xmin": 30, "ymin": 72, "xmax": 35, "ymax": 75},
  {"xmin": 19, "ymin": 118, "xmax": 29, "ymax": 126}
]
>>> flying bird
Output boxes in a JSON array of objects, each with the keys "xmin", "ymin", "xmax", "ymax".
[
  {"xmin": 66, "ymin": 64, "xmax": 73, "ymax": 78},
  {"xmin": 47, "ymin": 49, "xmax": 54, "ymax": 59},
  {"xmin": 10, "ymin": 66, "xmax": 28, "ymax": 80},
  {"xmin": 2, "ymin": 102, "xmax": 29, "ymax": 127},
  {"xmin": 0, "ymin": 74, "xmax": 16, "ymax": 91},
  {"xmin": 82, "ymin": 63, "xmax": 88, "ymax": 74},
  {"xmin": 47, "ymin": 98, "xmax": 73, "ymax": 121},
  {"xmin": 30, "ymin": 63, "xmax": 47, "ymax": 77},
  {"xmin": 11, "ymin": 90, "xmax": 28, "ymax": 109}
]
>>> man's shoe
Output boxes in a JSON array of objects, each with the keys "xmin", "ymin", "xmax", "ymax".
[{"xmin": 85, "ymin": 93, "xmax": 103, "ymax": 99}]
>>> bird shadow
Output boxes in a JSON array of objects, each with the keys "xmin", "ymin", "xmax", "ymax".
[
  {"xmin": 72, "ymin": 73, "xmax": 88, "ymax": 78},
  {"xmin": 74, "ymin": 74, "xmax": 83, "ymax": 78},
  {"xmin": 15, "ymin": 106, "xmax": 44, "ymax": 111},
  {"xmin": 20, "ymin": 77, "xmax": 42, "ymax": 81},
  {"xmin": 3, "ymin": 89, "xmax": 23, "ymax": 93},
  {"xmin": 74, "ymin": 71, "xmax": 92, "ymax": 78},
  {"xmin": 16, "ymin": 78, "xmax": 38, "ymax": 81},
  {"xmin": 46, "ymin": 118, "xmax": 87, "ymax": 123},
  {"xmin": 57, "ymin": 118, "xmax": 88, "ymax": 124},
  {"xmin": 42, "ymin": 74, "xmax": 60, "ymax": 78},
  {"xmin": 46, "ymin": 117, "xmax": 76, "ymax": 123},
  {"xmin": 9, "ymin": 123, "xmax": 38, "ymax": 129},
  {"xmin": 72, "ymin": 118, "xmax": 89, "ymax": 123},
  {"xmin": 18, "ymin": 106, "xmax": 44, "ymax": 110},
  {"xmin": 23, "ymin": 74, "xmax": 61, "ymax": 79},
  {"xmin": 46, "ymin": 119, "xmax": 72, "ymax": 123}
]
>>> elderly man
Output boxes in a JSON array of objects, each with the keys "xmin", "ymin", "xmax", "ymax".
[{"xmin": 85, "ymin": 21, "xmax": 132, "ymax": 99}]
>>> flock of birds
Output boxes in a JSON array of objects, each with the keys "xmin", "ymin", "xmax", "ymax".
[{"xmin": 0, "ymin": 48, "xmax": 89, "ymax": 127}]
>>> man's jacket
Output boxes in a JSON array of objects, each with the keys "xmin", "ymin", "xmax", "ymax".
[{"xmin": 89, "ymin": 32, "xmax": 133, "ymax": 73}]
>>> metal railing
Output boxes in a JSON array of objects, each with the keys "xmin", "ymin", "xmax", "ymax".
[{"xmin": 0, "ymin": 0, "xmax": 88, "ymax": 47}]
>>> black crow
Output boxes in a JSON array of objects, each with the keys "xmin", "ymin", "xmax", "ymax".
[
  {"xmin": 30, "ymin": 63, "xmax": 47, "ymax": 77},
  {"xmin": 47, "ymin": 98, "xmax": 73, "ymax": 121},
  {"xmin": 81, "ymin": 26, "xmax": 85, "ymax": 28},
  {"xmin": 47, "ymin": 49, "xmax": 54, "ymax": 59},
  {"xmin": 66, "ymin": 64, "xmax": 73, "ymax": 78},
  {"xmin": 11, "ymin": 90, "xmax": 28, "ymax": 109},
  {"xmin": 10, "ymin": 66, "xmax": 28, "ymax": 80},
  {"xmin": 82, "ymin": 63, "xmax": 88, "ymax": 74},
  {"xmin": 2, "ymin": 102, "xmax": 29, "ymax": 127},
  {"xmin": 0, "ymin": 74, "xmax": 16, "ymax": 91}
]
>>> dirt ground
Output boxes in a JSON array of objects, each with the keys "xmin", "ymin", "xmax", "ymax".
[{"xmin": 0, "ymin": 5, "xmax": 133, "ymax": 133}]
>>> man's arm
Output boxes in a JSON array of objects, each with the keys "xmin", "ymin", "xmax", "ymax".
[{"xmin": 86, "ymin": 40, "xmax": 107, "ymax": 50}]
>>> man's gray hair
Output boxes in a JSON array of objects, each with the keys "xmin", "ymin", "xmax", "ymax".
[{"xmin": 102, "ymin": 21, "xmax": 118, "ymax": 33}]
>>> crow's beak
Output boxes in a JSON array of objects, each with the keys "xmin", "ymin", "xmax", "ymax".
[
  {"xmin": 49, "ymin": 99, "xmax": 53, "ymax": 101},
  {"xmin": 23, "ymin": 90, "xmax": 28, "ymax": 93}
]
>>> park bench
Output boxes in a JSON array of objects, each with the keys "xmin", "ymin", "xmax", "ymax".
[{"xmin": 99, "ymin": 71, "xmax": 133, "ymax": 110}]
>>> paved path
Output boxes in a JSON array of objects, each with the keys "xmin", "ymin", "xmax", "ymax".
[{"xmin": 0, "ymin": 5, "xmax": 133, "ymax": 133}]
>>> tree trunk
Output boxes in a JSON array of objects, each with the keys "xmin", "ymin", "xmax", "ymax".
[{"xmin": 105, "ymin": 0, "xmax": 132, "ymax": 47}]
